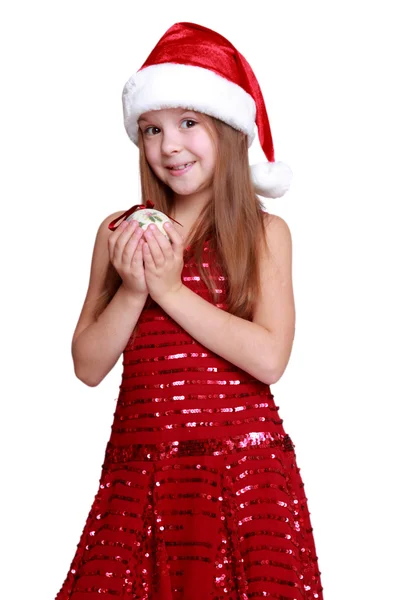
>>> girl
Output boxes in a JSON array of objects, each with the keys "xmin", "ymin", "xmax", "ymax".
[{"xmin": 56, "ymin": 22, "xmax": 323, "ymax": 600}]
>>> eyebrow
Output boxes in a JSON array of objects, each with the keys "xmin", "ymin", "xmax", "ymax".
[{"xmin": 138, "ymin": 109, "xmax": 198, "ymax": 124}]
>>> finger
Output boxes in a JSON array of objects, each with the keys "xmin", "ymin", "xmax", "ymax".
[
  {"xmin": 110, "ymin": 220, "xmax": 138, "ymax": 263},
  {"xmin": 164, "ymin": 222, "xmax": 184, "ymax": 250},
  {"xmin": 109, "ymin": 220, "xmax": 129, "ymax": 260},
  {"xmin": 130, "ymin": 236, "xmax": 144, "ymax": 268},
  {"xmin": 143, "ymin": 228, "xmax": 165, "ymax": 265},
  {"xmin": 149, "ymin": 225, "xmax": 174, "ymax": 257},
  {"xmin": 139, "ymin": 239, "xmax": 146, "ymax": 268},
  {"xmin": 120, "ymin": 222, "xmax": 143, "ymax": 264},
  {"xmin": 122, "ymin": 225, "xmax": 143, "ymax": 262},
  {"xmin": 143, "ymin": 241, "xmax": 155, "ymax": 267}
]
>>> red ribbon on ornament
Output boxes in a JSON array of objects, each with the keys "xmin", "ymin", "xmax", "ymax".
[{"xmin": 108, "ymin": 199, "xmax": 183, "ymax": 231}]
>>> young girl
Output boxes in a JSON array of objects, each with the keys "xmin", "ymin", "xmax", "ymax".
[{"xmin": 56, "ymin": 22, "xmax": 323, "ymax": 600}]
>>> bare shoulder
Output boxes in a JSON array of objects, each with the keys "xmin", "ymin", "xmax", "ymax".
[
  {"xmin": 71, "ymin": 209, "xmax": 126, "ymax": 347},
  {"xmin": 262, "ymin": 212, "xmax": 293, "ymax": 247},
  {"xmin": 90, "ymin": 208, "xmax": 129, "ymax": 277},
  {"xmin": 259, "ymin": 212, "xmax": 294, "ymax": 293},
  {"xmin": 99, "ymin": 209, "xmax": 128, "ymax": 237},
  {"xmin": 253, "ymin": 212, "xmax": 295, "ymax": 383},
  {"xmin": 260, "ymin": 212, "xmax": 293, "ymax": 271},
  {"xmin": 87, "ymin": 209, "xmax": 128, "ymax": 264}
]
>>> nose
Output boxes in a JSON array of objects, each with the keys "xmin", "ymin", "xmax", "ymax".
[{"xmin": 160, "ymin": 126, "xmax": 182, "ymax": 155}]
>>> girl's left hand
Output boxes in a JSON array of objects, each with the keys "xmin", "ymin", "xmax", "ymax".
[{"xmin": 142, "ymin": 221, "xmax": 185, "ymax": 302}]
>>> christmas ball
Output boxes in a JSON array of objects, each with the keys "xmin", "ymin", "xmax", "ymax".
[{"xmin": 125, "ymin": 208, "xmax": 172, "ymax": 239}]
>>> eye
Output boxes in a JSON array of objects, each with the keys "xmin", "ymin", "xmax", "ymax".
[
  {"xmin": 181, "ymin": 119, "xmax": 197, "ymax": 129},
  {"xmin": 144, "ymin": 126, "xmax": 161, "ymax": 136}
]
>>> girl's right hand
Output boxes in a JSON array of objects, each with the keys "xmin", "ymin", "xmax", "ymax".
[{"xmin": 108, "ymin": 220, "xmax": 148, "ymax": 296}]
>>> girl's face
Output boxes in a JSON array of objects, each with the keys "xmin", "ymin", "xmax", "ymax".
[{"xmin": 138, "ymin": 108, "xmax": 217, "ymax": 203}]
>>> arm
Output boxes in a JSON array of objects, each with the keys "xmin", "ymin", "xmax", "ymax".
[
  {"xmin": 72, "ymin": 287, "xmax": 147, "ymax": 387},
  {"xmin": 71, "ymin": 211, "xmax": 148, "ymax": 387},
  {"xmin": 157, "ymin": 215, "xmax": 295, "ymax": 386},
  {"xmin": 157, "ymin": 285, "xmax": 278, "ymax": 385}
]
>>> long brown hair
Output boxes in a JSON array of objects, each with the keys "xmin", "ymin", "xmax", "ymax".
[{"xmin": 92, "ymin": 115, "xmax": 270, "ymax": 327}]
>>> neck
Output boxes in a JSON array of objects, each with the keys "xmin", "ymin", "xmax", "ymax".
[{"xmin": 171, "ymin": 190, "xmax": 211, "ymax": 221}]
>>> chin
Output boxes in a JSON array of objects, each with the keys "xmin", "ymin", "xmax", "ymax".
[
  {"xmin": 173, "ymin": 178, "xmax": 213, "ymax": 196},
  {"xmin": 170, "ymin": 184, "xmax": 202, "ymax": 196}
]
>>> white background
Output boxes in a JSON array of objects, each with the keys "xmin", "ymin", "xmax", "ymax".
[{"xmin": 1, "ymin": 1, "xmax": 399, "ymax": 599}]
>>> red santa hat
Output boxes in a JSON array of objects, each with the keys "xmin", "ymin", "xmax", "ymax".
[{"xmin": 122, "ymin": 22, "xmax": 292, "ymax": 199}]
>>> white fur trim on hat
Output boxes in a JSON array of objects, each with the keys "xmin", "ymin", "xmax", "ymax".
[
  {"xmin": 122, "ymin": 63, "xmax": 256, "ymax": 145},
  {"xmin": 250, "ymin": 161, "xmax": 293, "ymax": 199}
]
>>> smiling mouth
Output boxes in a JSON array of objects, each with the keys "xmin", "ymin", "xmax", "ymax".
[{"xmin": 166, "ymin": 161, "xmax": 196, "ymax": 171}]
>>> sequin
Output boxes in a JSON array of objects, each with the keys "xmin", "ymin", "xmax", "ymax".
[{"xmin": 55, "ymin": 242, "xmax": 323, "ymax": 600}]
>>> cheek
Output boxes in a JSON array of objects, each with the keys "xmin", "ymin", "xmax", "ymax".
[
  {"xmin": 143, "ymin": 143, "xmax": 159, "ymax": 166},
  {"xmin": 202, "ymin": 142, "xmax": 217, "ymax": 172},
  {"xmin": 195, "ymin": 134, "xmax": 216, "ymax": 163}
]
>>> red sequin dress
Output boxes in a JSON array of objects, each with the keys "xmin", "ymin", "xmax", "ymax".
[{"xmin": 55, "ymin": 241, "xmax": 324, "ymax": 600}]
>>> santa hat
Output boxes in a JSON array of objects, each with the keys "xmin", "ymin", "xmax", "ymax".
[{"xmin": 122, "ymin": 22, "xmax": 292, "ymax": 199}]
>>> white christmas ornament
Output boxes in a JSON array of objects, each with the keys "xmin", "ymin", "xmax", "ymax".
[{"xmin": 125, "ymin": 209, "xmax": 172, "ymax": 239}]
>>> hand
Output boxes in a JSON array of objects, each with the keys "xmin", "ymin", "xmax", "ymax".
[
  {"xmin": 108, "ymin": 220, "xmax": 148, "ymax": 297},
  {"xmin": 142, "ymin": 221, "xmax": 184, "ymax": 302}
]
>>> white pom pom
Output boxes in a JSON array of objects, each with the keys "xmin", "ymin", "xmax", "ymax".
[{"xmin": 250, "ymin": 161, "xmax": 293, "ymax": 199}]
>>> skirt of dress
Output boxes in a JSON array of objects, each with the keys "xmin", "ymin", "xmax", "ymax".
[{"xmin": 55, "ymin": 431, "xmax": 323, "ymax": 600}]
